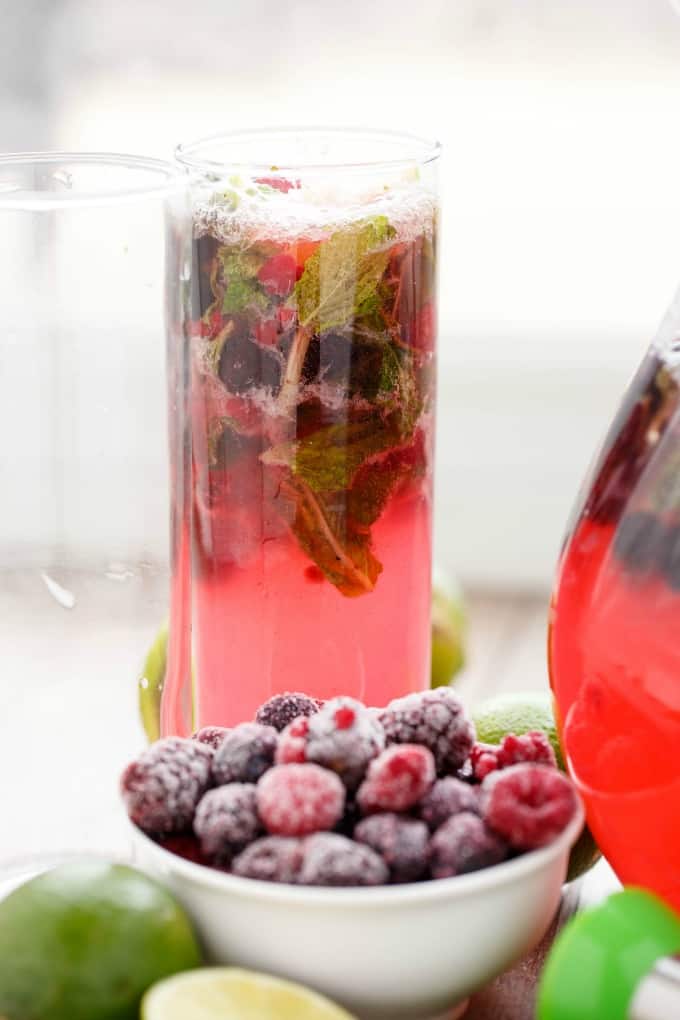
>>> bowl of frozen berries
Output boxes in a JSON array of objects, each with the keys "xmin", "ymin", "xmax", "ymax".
[{"xmin": 122, "ymin": 689, "xmax": 584, "ymax": 1020}]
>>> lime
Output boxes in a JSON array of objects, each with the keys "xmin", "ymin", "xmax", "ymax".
[
  {"xmin": 430, "ymin": 567, "xmax": 467, "ymax": 688},
  {"xmin": 0, "ymin": 860, "xmax": 202, "ymax": 1020},
  {"xmin": 471, "ymin": 690, "xmax": 601, "ymax": 882},
  {"xmin": 142, "ymin": 968, "xmax": 357, "ymax": 1020},
  {"xmin": 139, "ymin": 623, "xmax": 168, "ymax": 742}
]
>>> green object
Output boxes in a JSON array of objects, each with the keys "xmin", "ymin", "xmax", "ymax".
[
  {"xmin": 430, "ymin": 570, "xmax": 466, "ymax": 687},
  {"xmin": 143, "ymin": 968, "xmax": 357, "ymax": 1020},
  {"xmin": 471, "ymin": 689, "xmax": 600, "ymax": 881},
  {"xmin": 0, "ymin": 860, "xmax": 202, "ymax": 1020},
  {"xmin": 138, "ymin": 623, "xmax": 168, "ymax": 742},
  {"xmin": 537, "ymin": 888, "xmax": 680, "ymax": 1020}
]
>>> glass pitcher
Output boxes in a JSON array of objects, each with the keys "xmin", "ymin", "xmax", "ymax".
[
  {"xmin": 549, "ymin": 289, "xmax": 680, "ymax": 911},
  {"xmin": 163, "ymin": 128, "xmax": 441, "ymax": 731}
]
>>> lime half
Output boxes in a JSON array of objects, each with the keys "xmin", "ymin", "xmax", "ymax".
[{"xmin": 143, "ymin": 968, "xmax": 357, "ymax": 1020}]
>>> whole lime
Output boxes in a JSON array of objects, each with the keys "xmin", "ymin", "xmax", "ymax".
[
  {"xmin": 0, "ymin": 860, "xmax": 202, "ymax": 1020},
  {"xmin": 472, "ymin": 690, "xmax": 601, "ymax": 882}
]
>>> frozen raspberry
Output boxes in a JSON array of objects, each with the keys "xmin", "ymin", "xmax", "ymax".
[
  {"xmin": 357, "ymin": 744, "xmax": 435, "ymax": 814},
  {"xmin": 257, "ymin": 253, "xmax": 297, "ymax": 297},
  {"xmin": 480, "ymin": 763, "xmax": 578, "ymax": 850},
  {"xmin": 472, "ymin": 732, "xmax": 557, "ymax": 781},
  {"xmin": 420, "ymin": 777, "xmax": 480, "ymax": 831},
  {"xmin": 275, "ymin": 716, "xmax": 311, "ymax": 764},
  {"xmin": 212, "ymin": 723, "xmax": 278, "ymax": 786},
  {"xmin": 255, "ymin": 692, "xmax": 320, "ymax": 732},
  {"xmin": 298, "ymin": 833, "xmax": 389, "ymax": 887},
  {"xmin": 257, "ymin": 763, "xmax": 345, "ymax": 837},
  {"xmin": 354, "ymin": 813, "xmax": 430, "ymax": 883},
  {"xmin": 193, "ymin": 784, "xmax": 262, "ymax": 864},
  {"xmin": 379, "ymin": 688, "xmax": 475, "ymax": 774},
  {"xmin": 192, "ymin": 726, "xmax": 230, "ymax": 751},
  {"xmin": 306, "ymin": 696, "xmax": 385, "ymax": 789},
  {"xmin": 429, "ymin": 812, "xmax": 508, "ymax": 879},
  {"xmin": 121, "ymin": 737, "xmax": 212, "ymax": 835},
  {"xmin": 232, "ymin": 836, "xmax": 304, "ymax": 883}
]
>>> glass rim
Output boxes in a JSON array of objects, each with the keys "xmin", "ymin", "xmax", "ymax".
[
  {"xmin": 0, "ymin": 151, "xmax": 187, "ymax": 209},
  {"xmin": 174, "ymin": 126, "xmax": 442, "ymax": 175}
]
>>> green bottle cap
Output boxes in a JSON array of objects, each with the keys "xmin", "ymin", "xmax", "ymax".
[{"xmin": 537, "ymin": 888, "xmax": 680, "ymax": 1020}]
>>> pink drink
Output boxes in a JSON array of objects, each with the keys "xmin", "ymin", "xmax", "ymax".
[{"xmin": 165, "ymin": 158, "xmax": 438, "ymax": 730}]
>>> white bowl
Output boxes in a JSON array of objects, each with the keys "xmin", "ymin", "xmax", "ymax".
[{"xmin": 130, "ymin": 804, "xmax": 584, "ymax": 1020}]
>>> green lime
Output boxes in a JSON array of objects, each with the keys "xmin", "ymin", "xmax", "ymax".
[
  {"xmin": 139, "ymin": 624, "xmax": 168, "ymax": 742},
  {"xmin": 0, "ymin": 860, "xmax": 202, "ymax": 1020},
  {"xmin": 471, "ymin": 690, "xmax": 601, "ymax": 882},
  {"xmin": 143, "ymin": 968, "xmax": 357, "ymax": 1020},
  {"xmin": 430, "ymin": 567, "xmax": 467, "ymax": 688}
]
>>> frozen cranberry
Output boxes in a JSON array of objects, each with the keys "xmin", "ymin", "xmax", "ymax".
[
  {"xmin": 257, "ymin": 763, "xmax": 345, "ymax": 837},
  {"xmin": 357, "ymin": 744, "xmax": 435, "ymax": 814},
  {"xmin": 298, "ymin": 833, "xmax": 388, "ymax": 887},
  {"xmin": 257, "ymin": 253, "xmax": 297, "ymax": 297},
  {"xmin": 480, "ymin": 764, "xmax": 578, "ymax": 850},
  {"xmin": 275, "ymin": 716, "xmax": 311, "ymax": 764},
  {"xmin": 429, "ymin": 812, "xmax": 507, "ymax": 879},
  {"xmin": 420, "ymin": 776, "xmax": 480, "ymax": 831},
  {"xmin": 355, "ymin": 813, "xmax": 429, "ymax": 883},
  {"xmin": 193, "ymin": 783, "xmax": 262, "ymax": 864},
  {"xmin": 306, "ymin": 697, "xmax": 385, "ymax": 790},
  {"xmin": 232, "ymin": 836, "xmax": 304, "ymax": 883},
  {"xmin": 192, "ymin": 726, "xmax": 230, "ymax": 751},
  {"xmin": 212, "ymin": 723, "xmax": 278, "ymax": 786},
  {"xmin": 121, "ymin": 738, "xmax": 212, "ymax": 835},
  {"xmin": 255, "ymin": 692, "xmax": 320, "ymax": 732},
  {"xmin": 380, "ymin": 688, "xmax": 475, "ymax": 774}
]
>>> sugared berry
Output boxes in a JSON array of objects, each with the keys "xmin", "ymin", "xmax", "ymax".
[
  {"xmin": 255, "ymin": 692, "xmax": 320, "ymax": 732},
  {"xmin": 232, "ymin": 836, "xmax": 304, "ymax": 883},
  {"xmin": 193, "ymin": 784, "xmax": 262, "ymax": 864},
  {"xmin": 275, "ymin": 716, "xmax": 311, "ymax": 764},
  {"xmin": 306, "ymin": 696, "xmax": 385, "ymax": 789},
  {"xmin": 212, "ymin": 723, "xmax": 278, "ymax": 786},
  {"xmin": 298, "ymin": 833, "xmax": 389, "ymax": 887},
  {"xmin": 257, "ymin": 763, "xmax": 345, "ymax": 837},
  {"xmin": 192, "ymin": 726, "xmax": 230, "ymax": 751},
  {"xmin": 429, "ymin": 812, "xmax": 508, "ymax": 879},
  {"xmin": 420, "ymin": 776, "xmax": 480, "ymax": 831},
  {"xmin": 379, "ymin": 688, "xmax": 475, "ymax": 774},
  {"xmin": 480, "ymin": 763, "xmax": 578, "ymax": 850},
  {"xmin": 121, "ymin": 737, "xmax": 212, "ymax": 835},
  {"xmin": 354, "ymin": 813, "xmax": 430, "ymax": 883},
  {"xmin": 357, "ymin": 744, "xmax": 435, "ymax": 814}
]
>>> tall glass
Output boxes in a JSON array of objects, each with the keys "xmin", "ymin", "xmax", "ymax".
[
  {"xmin": 0, "ymin": 154, "xmax": 190, "ymax": 862},
  {"xmin": 549, "ymin": 290, "xmax": 680, "ymax": 911},
  {"xmin": 167, "ymin": 129, "xmax": 440, "ymax": 730}
]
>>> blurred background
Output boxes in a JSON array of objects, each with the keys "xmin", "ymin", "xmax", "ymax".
[{"xmin": 5, "ymin": 0, "xmax": 680, "ymax": 591}]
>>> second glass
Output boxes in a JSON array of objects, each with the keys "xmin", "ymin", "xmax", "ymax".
[{"xmin": 166, "ymin": 129, "xmax": 441, "ymax": 730}]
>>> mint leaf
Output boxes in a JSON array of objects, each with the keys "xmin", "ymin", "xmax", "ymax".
[
  {"xmin": 294, "ymin": 216, "xmax": 395, "ymax": 333},
  {"xmin": 348, "ymin": 429, "xmax": 426, "ymax": 527},
  {"xmin": 217, "ymin": 250, "xmax": 269, "ymax": 314},
  {"xmin": 280, "ymin": 476, "xmax": 382, "ymax": 597}
]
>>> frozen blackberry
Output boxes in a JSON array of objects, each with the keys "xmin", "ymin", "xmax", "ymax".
[
  {"xmin": 255, "ymin": 692, "xmax": 320, "ymax": 732},
  {"xmin": 420, "ymin": 776, "xmax": 480, "ymax": 831},
  {"xmin": 298, "ymin": 833, "xmax": 389, "ymax": 887},
  {"xmin": 275, "ymin": 716, "xmax": 311, "ymax": 764},
  {"xmin": 480, "ymin": 763, "xmax": 578, "ymax": 850},
  {"xmin": 357, "ymin": 744, "xmax": 435, "ymax": 814},
  {"xmin": 232, "ymin": 836, "xmax": 304, "ymax": 884},
  {"xmin": 192, "ymin": 726, "xmax": 230, "ymax": 751},
  {"xmin": 218, "ymin": 332, "xmax": 282, "ymax": 394},
  {"xmin": 354, "ymin": 813, "xmax": 429, "ymax": 883},
  {"xmin": 306, "ymin": 696, "xmax": 385, "ymax": 790},
  {"xmin": 429, "ymin": 812, "xmax": 508, "ymax": 879},
  {"xmin": 121, "ymin": 737, "xmax": 212, "ymax": 835},
  {"xmin": 379, "ymin": 688, "xmax": 475, "ymax": 774},
  {"xmin": 212, "ymin": 722, "xmax": 278, "ymax": 786},
  {"xmin": 193, "ymin": 783, "xmax": 262, "ymax": 864},
  {"xmin": 257, "ymin": 763, "xmax": 345, "ymax": 837}
]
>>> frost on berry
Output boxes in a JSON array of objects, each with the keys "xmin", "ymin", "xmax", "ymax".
[
  {"xmin": 255, "ymin": 692, "xmax": 320, "ymax": 732},
  {"xmin": 471, "ymin": 731, "xmax": 557, "ymax": 781},
  {"xmin": 257, "ymin": 763, "xmax": 345, "ymax": 837},
  {"xmin": 420, "ymin": 776, "xmax": 480, "ymax": 831},
  {"xmin": 121, "ymin": 737, "xmax": 212, "ymax": 835},
  {"xmin": 480, "ymin": 763, "xmax": 578, "ymax": 850},
  {"xmin": 212, "ymin": 722, "xmax": 278, "ymax": 785},
  {"xmin": 232, "ymin": 836, "xmax": 304, "ymax": 883},
  {"xmin": 192, "ymin": 726, "xmax": 231, "ymax": 751},
  {"xmin": 275, "ymin": 716, "xmax": 311, "ymax": 764},
  {"xmin": 306, "ymin": 696, "xmax": 385, "ymax": 789},
  {"xmin": 429, "ymin": 811, "xmax": 508, "ymax": 879},
  {"xmin": 379, "ymin": 688, "xmax": 475, "ymax": 774},
  {"xmin": 355, "ymin": 813, "xmax": 430, "ymax": 883},
  {"xmin": 193, "ymin": 783, "xmax": 262, "ymax": 863},
  {"xmin": 298, "ymin": 833, "xmax": 389, "ymax": 887},
  {"xmin": 357, "ymin": 744, "xmax": 435, "ymax": 814}
]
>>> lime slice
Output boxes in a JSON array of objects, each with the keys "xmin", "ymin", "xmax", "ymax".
[
  {"xmin": 430, "ymin": 567, "xmax": 467, "ymax": 688},
  {"xmin": 142, "ymin": 968, "xmax": 357, "ymax": 1020},
  {"xmin": 138, "ymin": 624, "xmax": 168, "ymax": 742}
]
